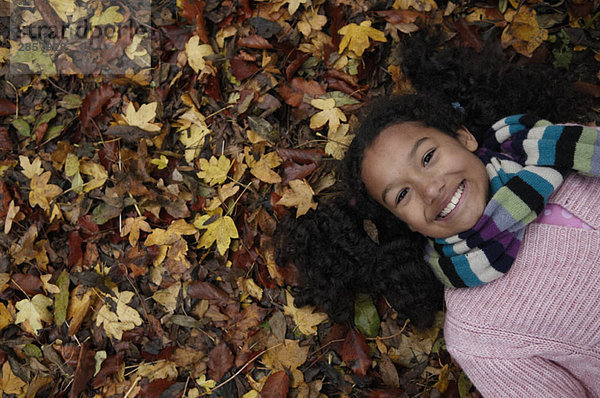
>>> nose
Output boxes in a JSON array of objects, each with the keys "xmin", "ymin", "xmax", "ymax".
[{"xmin": 415, "ymin": 176, "xmax": 444, "ymax": 205}]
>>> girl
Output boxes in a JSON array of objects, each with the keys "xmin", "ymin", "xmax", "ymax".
[{"xmin": 277, "ymin": 35, "xmax": 600, "ymax": 395}]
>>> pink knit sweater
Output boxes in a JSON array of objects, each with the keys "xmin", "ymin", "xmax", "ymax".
[{"xmin": 444, "ymin": 174, "xmax": 600, "ymax": 397}]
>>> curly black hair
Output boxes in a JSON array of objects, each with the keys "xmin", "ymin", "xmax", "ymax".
[
  {"xmin": 275, "ymin": 30, "xmax": 596, "ymax": 330},
  {"xmin": 276, "ymin": 199, "xmax": 443, "ymax": 328}
]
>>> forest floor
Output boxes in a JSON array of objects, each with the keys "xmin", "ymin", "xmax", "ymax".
[{"xmin": 1, "ymin": 0, "xmax": 599, "ymax": 396}]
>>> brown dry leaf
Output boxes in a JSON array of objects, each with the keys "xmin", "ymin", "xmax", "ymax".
[
  {"xmin": 262, "ymin": 338, "xmax": 309, "ymax": 387},
  {"xmin": 283, "ymin": 291, "xmax": 328, "ymax": 335},
  {"xmin": 29, "ymin": 171, "xmax": 62, "ymax": 213},
  {"xmin": 276, "ymin": 179, "xmax": 318, "ymax": 217},
  {"xmin": 501, "ymin": 7, "xmax": 548, "ymax": 57},
  {"xmin": 121, "ymin": 216, "xmax": 152, "ymax": 246},
  {"xmin": 136, "ymin": 360, "xmax": 178, "ymax": 382},
  {"xmin": 337, "ymin": 21, "xmax": 387, "ymax": 57},
  {"xmin": 4, "ymin": 200, "xmax": 20, "ymax": 234},
  {"xmin": 68, "ymin": 285, "xmax": 95, "ymax": 336},
  {"xmin": 0, "ymin": 362, "xmax": 26, "ymax": 395}
]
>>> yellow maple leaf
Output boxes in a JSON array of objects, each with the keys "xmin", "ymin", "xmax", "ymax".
[
  {"xmin": 90, "ymin": 5, "xmax": 124, "ymax": 28},
  {"xmin": 286, "ymin": 0, "xmax": 309, "ymax": 15},
  {"xmin": 392, "ymin": 0, "xmax": 437, "ymax": 12},
  {"xmin": 194, "ymin": 209, "xmax": 239, "ymax": 255},
  {"xmin": 0, "ymin": 303, "xmax": 13, "ymax": 331},
  {"xmin": 276, "ymin": 179, "xmax": 318, "ymax": 217},
  {"xmin": 121, "ymin": 216, "xmax": 152, "ymax": 246},
  {"xmin": 95, "ymin": 290, "xmax": 143, "ymax": 340},
  {"xmin": 298, "ymin": 8, "xmax": 328, "ymax": 37},
  {"xmin": 325, "ymin": 124, "xmax": 354, "ymax": 160},
  {"xmin": 123, "ymin": 102, "xmax": 162, "ymax": 133},
  {"xmin": 244, "ymin": 147, "xmax": 282, "ymax": 184},
  {"xmin": 15, "ymin": 294, "xmax": 53, "ymax": 335},
  {"xmin": 40, "ymin": 274, "xmax": 60, "ymax": 294},
  {"xmin": 29, "ymin": 171, "xmax": 62, "ymax": 213},
  {"xmin": 177, "ymin": 107, "xmax": 212, "ymax": 164},
  {"xmin": 261, "ymin": 337, "xmax": 310, "ymax": 386},
  {"xmin": 49, "ymin": 0, "xmax": 76, "ymax": 22},
  {"xmin": 197, "ymin": 155, "xmax": 232, "ymax": 186},
  {"xmin": 0, "ymin": 362, "xmax": 26, "ymax": 395},
  {"xmin": 283, "ymin": 291, "xmax": 328, "ymax": 335},
  {"xmin": 19, "ymin": 155, "xmax": 44, "ymax": 179},
  {"xmin": 4, "ymin": 200, "xmax": 20, "ymax": 234},
  {"xmin": 137, "ymin": 360, "xmax": 178, "ymax": 382},
  {"xmin": 501, "ymin": 7, "xmax": 548, "ymax": 57},
  {"xmin": 309, "ymin": 98, "xmax": 347, "ymax": 132},
  {"xmin": 185, "ymin": 35, "xmax": 215, "ymax": 75},
  {"xmin": 196, "ymin": 374, "xmax": 217, "ymax": 393},
  {"xmin": 152, "ymin": 282, "xmax": 181, "ymax": 313},
  {"xmin": 79, "ymin": 160, "xmax": 108, "ymax": 192},
  {"xmin": 338, "ymin": 20, "xmax": 387, "ymax": 57}
]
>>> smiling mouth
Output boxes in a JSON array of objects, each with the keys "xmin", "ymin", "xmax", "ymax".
[{"xmin": 438, "ymin": 182, "xmax": 465, "ymax": 219}]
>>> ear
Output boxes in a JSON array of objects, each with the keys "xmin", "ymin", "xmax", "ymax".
[{"xmin": 455, "ymin": 127, "xmax": 478, "ymax": 152}]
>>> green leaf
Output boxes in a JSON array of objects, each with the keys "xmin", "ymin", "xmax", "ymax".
[
  {"xmin": 354, "ymin": 294, "xmax": 380, "ymax": 337},
  {"xmin": 91, "ymin": 203, "xmax": 122, "ymax": 225},
  {"xmin": 12, "ymin": 118, "xmax": 31, "ymax": 137},
  {"xmin": 43, "ymin": 124, "xmax": 64, "ymax": 143},
  {"xmin": 38, "ymin": 106, "xmax": 57, "ymax": 125},
  {"xmin": 59, "ymin": 94, "xmax": 83, "ymax": 110},
  {"xmin": 54, "ymin": 270, "xmax": 70, "ymax": 325},
  {"xmin": 458, "ymin": 371, "xmax": 473, "ymax": 398},
  {"xmin": 328, "ymin": 91, "xmax": 360, "ymax": 107},
  {"xmin": 23, "ymin": 344, "xmax": 43, "ymax": 359}
]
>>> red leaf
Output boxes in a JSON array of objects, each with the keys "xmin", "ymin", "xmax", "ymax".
[
  {"xmin": 68, "ymin": 231, "xmax": 84, "ymax": 268},
  {"xmin": 282, "ymin": 162, "xmax": 317, "ymax": 185},
  {"xmin": 230, "ymin": 57, "xmax": 260, "ymax": 81},
  {"xmin": 208, "ymin": 343, "xmax": 234, "ymax": 381},
  {"xmin": 34, "ymin": 122, "xmax": 48, "ymax": 145},
  {"xmin": 204, "ymin": 73, "xmax": 223, "ymax": 102},
  {"xmin": 188, "ymin": 281, "xmax": 230, "ymax": 304},
  {"xmin": 326, "ymin": 77, "xmax": 364, "ymax": 100},
  {"xmin": 237, "ymin": 35, "xmax": 273, "ymax": 49},
  {"xmin": 0, "ymin": 127, "xmax": 14, "ymax": 151},
  {"xmin": 98, "ymin": 139, "xmax": 119, "ymax": 171},
  {"xmin": 232, "ymin": 247, "xmax": 259, "ymax": 270},
  {"xmin": 0, "ymin": 179, "xmax": 12, "ymax": 219},
  {"xmin": 0, "ymin": 99, "xmax": 16, "ymax": 116},
  {"xmin": 92, "ymin": 352, "xmax": 124, "ymax": 389},
  {"xmin": 78, "ymin": 215, "xmax": 100, "ymax": 238},
  {"xmin": 68, "ymin": 344, "xmax": 95, "ymax": 398},
  {"xmin": 323, "ymin": 322, "xmax": 349, "ymax": 355},
  {"xmin": 374, "ymin": 9, "xmax": 421, "ymax": 25},
  {"xmin": 276, "ymin": 148, "xmax": 324, "ymax": 164},
  {"xmin": 181, "ymin": 0, "xmax": 209, "ymax": 43},
  {"xmin": 270, "ymin": 192, "xmax": 287, "ymax": 219},
  {"xmin": 573, "ymin": 81, "xmax": 600, "ymax": 98},
  {"xmin": 79, "ymin": 84, "xmax": 116, "ymax": 128},
  {"xmin": 454, "ymin": 19, "xmax": 484, "ymax": 53},
  {"xmin": 11, "ymin": 274, "xmax": 43, "ymax": 295},
  {"xmin": 139, "ymin": 379, "xmax": 175, "ymax": 398},
  {"xmin": 341, "ymin": 328, "xmax": 371, "ymax": 377},
  {"xmin": 54, "ymin": 344, "xmax": 80, "ymax": 367},
  {"xmin": 285, "ymin": 51, "xmax": 311, "ymax": 80},
  {"xmin": 260, "ymin": 370, "xmax": 289, "ymax": 398}
]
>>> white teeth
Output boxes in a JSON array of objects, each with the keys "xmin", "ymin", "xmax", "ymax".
[{"xmin": 439, "ymin": 183, "xmax": 464, "ymax": 218}]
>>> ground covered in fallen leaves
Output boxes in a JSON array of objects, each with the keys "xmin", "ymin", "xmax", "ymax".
[{"xmin": 1, "ymin": 0, "xmax": 599, "ymax": 396}]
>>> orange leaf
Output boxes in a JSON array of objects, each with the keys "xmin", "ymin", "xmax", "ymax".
[
  {"xmin": 341, "ymin": 328, "xmax": 371, "ymax": 377},
  {"xmin": 261, "ymin": 371, "xmax": 290, "ymax": 398}
]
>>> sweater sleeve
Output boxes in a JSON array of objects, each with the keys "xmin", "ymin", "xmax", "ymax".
[{"xmin": 452, "ymin": 353, "xmax": 590, "ymax": 397}]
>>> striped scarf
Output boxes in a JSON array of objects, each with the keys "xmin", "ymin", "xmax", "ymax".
[{"xmin": 425, "ymin": 114, "xmax": 600, "ymax": 288}]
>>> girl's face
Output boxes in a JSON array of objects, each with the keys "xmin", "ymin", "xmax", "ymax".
[{"xmin": 361, "ymin": 122, "xmax": 489, "ymax": 239}]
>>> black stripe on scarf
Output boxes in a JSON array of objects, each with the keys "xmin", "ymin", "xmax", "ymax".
[
  {"xmin": 433, "ymin": 241, "xmax": 467, "ymax": 288},
  {"xmin": 505, "ymin": 176, "xmax": 546, "ymax": 214},
  {"xmin": 555, "ymin": 126, "xmax": 583, "ymax": 170}
]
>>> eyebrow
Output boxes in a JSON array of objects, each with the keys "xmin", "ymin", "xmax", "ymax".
[{"xmin": 381, "ymin": 136, "xmax": 429, "ymax": 205}]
